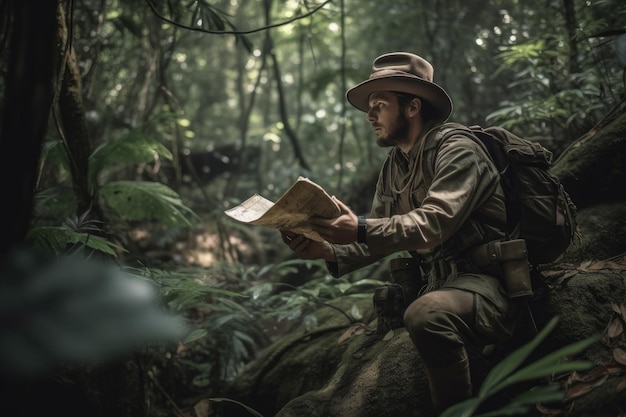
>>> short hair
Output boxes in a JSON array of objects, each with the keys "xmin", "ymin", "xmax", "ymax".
[{"xmin": 393, "ymin": 92, "xmax": 437, "ymax": 123}]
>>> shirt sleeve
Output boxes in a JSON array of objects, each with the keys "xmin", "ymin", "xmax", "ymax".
[
  {"xmin": 326, "ymin": 133, "xmax": 502, "ymax": 277},
  {"xmin": 325, "ymin": 164, "xmax": 390, "ymax": 277}
]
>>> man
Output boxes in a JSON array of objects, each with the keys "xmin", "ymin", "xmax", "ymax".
[{"xmin": 281, "ymin": 52, "xmax": 519, "ymax": 413}]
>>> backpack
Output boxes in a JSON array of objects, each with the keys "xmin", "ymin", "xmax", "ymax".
[{"xmin": 437, "ymin": 123, "xmax": 578, "ymax": 266}]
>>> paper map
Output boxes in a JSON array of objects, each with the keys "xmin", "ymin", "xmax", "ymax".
[{"xmin": 224, "ymin": 177, "xmax": 341, "ymax": 242}]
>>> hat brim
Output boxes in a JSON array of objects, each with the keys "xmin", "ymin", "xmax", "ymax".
[{"xmin": 346, "ymin": 75, "xmax": 453, "ymax": 122}]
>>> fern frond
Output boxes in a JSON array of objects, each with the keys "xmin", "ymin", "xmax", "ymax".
[
  {"xmin": 99, "ymin": 180, "xmax": 200, "ymax": 227},
  {"xmin": 89, "ymin": 129, "xmax": 173, "ymax": 181},
  {"xmin": 25, "ymin": 226, "xmax": 126, "ymax": 256}
]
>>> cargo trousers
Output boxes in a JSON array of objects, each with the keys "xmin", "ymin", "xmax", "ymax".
[{"xmin": 403, "ymin": 273, "xmax": 519, "ymax": 413}]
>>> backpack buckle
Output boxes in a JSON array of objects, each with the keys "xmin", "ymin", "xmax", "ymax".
[
  {"xmin": 373, "ymin": 284, "xmax": 405, "ymax": 336},
  {"xmin": 372, "ymin": 257, "xmax": 422, "ymax": 336}
]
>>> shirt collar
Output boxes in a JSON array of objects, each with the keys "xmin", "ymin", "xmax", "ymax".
[{"xmin": 392, "ymin": 123, "xmax": 442, "ymax": 162}]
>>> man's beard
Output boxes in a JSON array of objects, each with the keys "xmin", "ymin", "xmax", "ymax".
[{"xmin": 376, "ymin": 112, "xmax": 410, "ymax": 148}]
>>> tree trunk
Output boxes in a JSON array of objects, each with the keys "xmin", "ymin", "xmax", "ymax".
[
  {"xmin": 0, "ymin": 0, "xmax": 58, "ymax": 256},
  {"xmin": 552, "ymin": 99, "xmax": 626, "ymax": 262},
  {"xmin": 562, "ymin": 0, "xmax": 581, "ymax": 76}
]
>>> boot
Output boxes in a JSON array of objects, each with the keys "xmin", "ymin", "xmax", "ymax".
[{"xmin": 426, "ymin": 357, "xmax": 472, "ymax": 414}]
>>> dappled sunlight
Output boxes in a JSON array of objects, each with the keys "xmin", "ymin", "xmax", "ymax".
[
  {"xmin": 128, "ymin": 222, "xmax": 261, "ymax": 268},
  {"xmin": 184, "ymin": 232, "xmax": 253, "ymax": 267}
]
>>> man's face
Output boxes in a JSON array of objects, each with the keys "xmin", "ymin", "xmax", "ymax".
[{"xmin": 366, "ymin": 92, "xmax": 410, "ymax": 148}]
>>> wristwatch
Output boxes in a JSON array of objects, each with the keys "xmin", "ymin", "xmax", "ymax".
[{"xmin": 357, "ymin": 216, "xmax": 367, "ymax": 244}]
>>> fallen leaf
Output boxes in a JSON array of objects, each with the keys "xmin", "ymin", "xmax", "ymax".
[
  {"xmin": 194, "ymin": 399, "xmax": 210, "ymax": 417},
  {"xmin": 565, "ymin": 375, "xmax": 608, "ymax": 401},
  {"xmin": 556, "ymin": 270, "xmax": 578, "ymax": 285},
  {"xmin": 608, "ymin": 316, "xmax": 625, "ymax": 339},
  {"xmin": 602, "ymin": 261, "xmax": 626, "ymax": 270},
  {"xmin": 383, "ymin": 329, "xmax": 395, "ymax": 340},
  {"xmin": 617, "ymin": 378, "xmax": 626, "ymax": 393},
  {"xmin": 613, "ymin": 347, "xmax": 626, "ymax": 366},
  {"xmin": 581, "ymin": 260, "xmax": 626, "ymax": 271},
  {"xmin": 536, "ymin": 402, "xmax": 564, "ymax": 416},
  {"xmin": 542, "ymin": 270, "xmax": 566, "ymax": 279},
  {"xmin": 600, "ymin": 363, "xmax": 625, "ymax": 377},
  {"xmin": 584, "ymin": 261, "xmax": 608, "ymax": 271},
  {"xmin": 566, "ymin": 370, "xmax": 585, "ymax": 384},
  {"xmin": 337, "ymin": 323, "xmax": 367, "ymax": 344},
  {"xmin": 612, "ymin": 302, "xmax": 622, "ymax": 315},
  {"xmin": 564, "ymin": 364, "xmax": 625, "ymax": 388}
]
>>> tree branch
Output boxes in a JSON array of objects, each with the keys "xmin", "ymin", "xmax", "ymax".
[{"xmin": 144, "ymin": 0, "xmax": 332, "ymax": 36}]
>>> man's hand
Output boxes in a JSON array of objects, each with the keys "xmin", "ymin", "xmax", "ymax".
[
  {"xmin": 281, "ymin": 231, "xmax": 335, "ymax": 261},
  {"xmin": 308, "ymin": 196, "xmax": 359, "ymax": 245}
]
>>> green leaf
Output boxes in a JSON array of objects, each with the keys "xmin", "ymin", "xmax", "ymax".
[
  {"xmin": 349, "ymin": 278, "xmax": 387, "ymax": 287},
  {"xmin": 473, "ymin": 403, "xmax": 528, "ymax": 417},
  {"xmin": 350, "ymin": 303, "xmax": 363, "ymax": 320},
  {"xmin": 301, "ymin": 288, "xmax": 320, "ymax": 297},
  {"xmin": 183, "ymin": 328, "xmax": 209, "ymax": 344},
  {"xmin": 32, "ymin": 186, "xmax": 77, "ymax": 220},
  {"xmin": 492, "ymin": 335, "xmax": 598, "ymax": 392},
  {"xmin": 99, "ymin": 180, "xmax": 200, "ymax": 227},
  {"xmin": 89, "ymin": 129, "xmax": 173, "ymax": 181},
  {"xmin": 206, "ymin": 287, "xmax": 249, "ymax": 298},
  {"xmin": 473, "ymin": 385, "xmax": 563, "ymax": 417},
  {"xmin": 507, "ymin": 383, "xmax": 563, "ymax": 405},
  {"xmin": 440, "ymin": 397, "xmax": 482, "ymax": 417},
  {"xmin": 479, "ymin": 317, "xmax": 559, "ymax": 396},
  {"xmin": 446, "ymin": 316, "xmax": 596, "ymax": 417},
  {"xmin": 25, "ymin": 226, "xmax": 126, "ymax": 256},
  {"xmin": 498, "ymin": 356, "xmax": 595, "ymax": 390},
  {"xmin": 216, "ymin": 298, "xmax": 252, "ymax": 315},
  {"xmin": 41, "ymin": 139, "xmax": 71, "ymax": 171}
]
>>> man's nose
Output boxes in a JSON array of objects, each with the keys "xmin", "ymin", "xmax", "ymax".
[{"xmin": 366, "ymin": 109, "xmax": 376, "ymax": 122}]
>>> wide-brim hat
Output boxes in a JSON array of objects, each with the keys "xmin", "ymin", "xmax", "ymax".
[{"xmin": 346, "ymin": 52, "xmax": 453, "ymax": 122}]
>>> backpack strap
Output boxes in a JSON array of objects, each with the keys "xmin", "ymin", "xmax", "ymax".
[
  {"xmin": 423, "ymin": 123, "xmax": 493, "ymax": 184},
  {"xmin": 378, "ymin": 156, "xmax": 397, "ymax": 217},
  {"xmin": 425, "ymin": 123, "xmax": 510, "ymax": 250},
  {"xmin": 380, "ymin": 123, "xmax": 507, "ymax": 256},
  {"xmin": 466, "ymin": 125, "xmax": 510, "ymax": 174}
]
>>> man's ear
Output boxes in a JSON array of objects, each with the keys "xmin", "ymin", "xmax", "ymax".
[{"xmin": 407, "ymin": 97, "xmax": 422, "ymax": 118}]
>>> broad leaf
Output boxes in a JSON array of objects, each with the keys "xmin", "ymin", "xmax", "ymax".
[
  {"xmin": 26, "ymin": 226, "xmax": 126, "ymax": 256},
  {"xmin": 479, "ymin": 317, "xmax": 560, "ymax": 396},
  {"xmin": 440, "ymin": 397, "xmax": 482, "ymax": 417},
  {"xmin": 100, "ymin": 180, "xmax": 199, "ymax": 227},
  {"xmin": 494, "ymin": 337, "xmax": 598, "ymax": 391},
  {"xmin": 89, "ymin": 130, "xmax": 173, "ymax": 181}
]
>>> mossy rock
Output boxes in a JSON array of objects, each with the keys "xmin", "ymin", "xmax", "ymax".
[{"xmin": 215, "ymin": 266, "xmax": 626, "ymax": 417}]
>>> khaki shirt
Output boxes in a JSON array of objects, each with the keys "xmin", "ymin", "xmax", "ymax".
[{"xmin": 329, "ymin": 123, "xmax": 508, "ymax": 279}]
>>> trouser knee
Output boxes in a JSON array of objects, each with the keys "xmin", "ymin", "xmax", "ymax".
[
  {"xmin": 403, "ymin": 301, "xmax": 430, "ymax": 338},
  {"xmin": 404, "ymin": 300, "xmax": 470, "ymax": 367},
  {"xmin": 404, "ymin": 306, "xmax": 460, "ymax": 346}
]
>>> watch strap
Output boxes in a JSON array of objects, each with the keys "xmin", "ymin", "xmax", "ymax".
[{"xmin": 357, "ymin": 216, "xmax": 367, "ymax": 244}]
